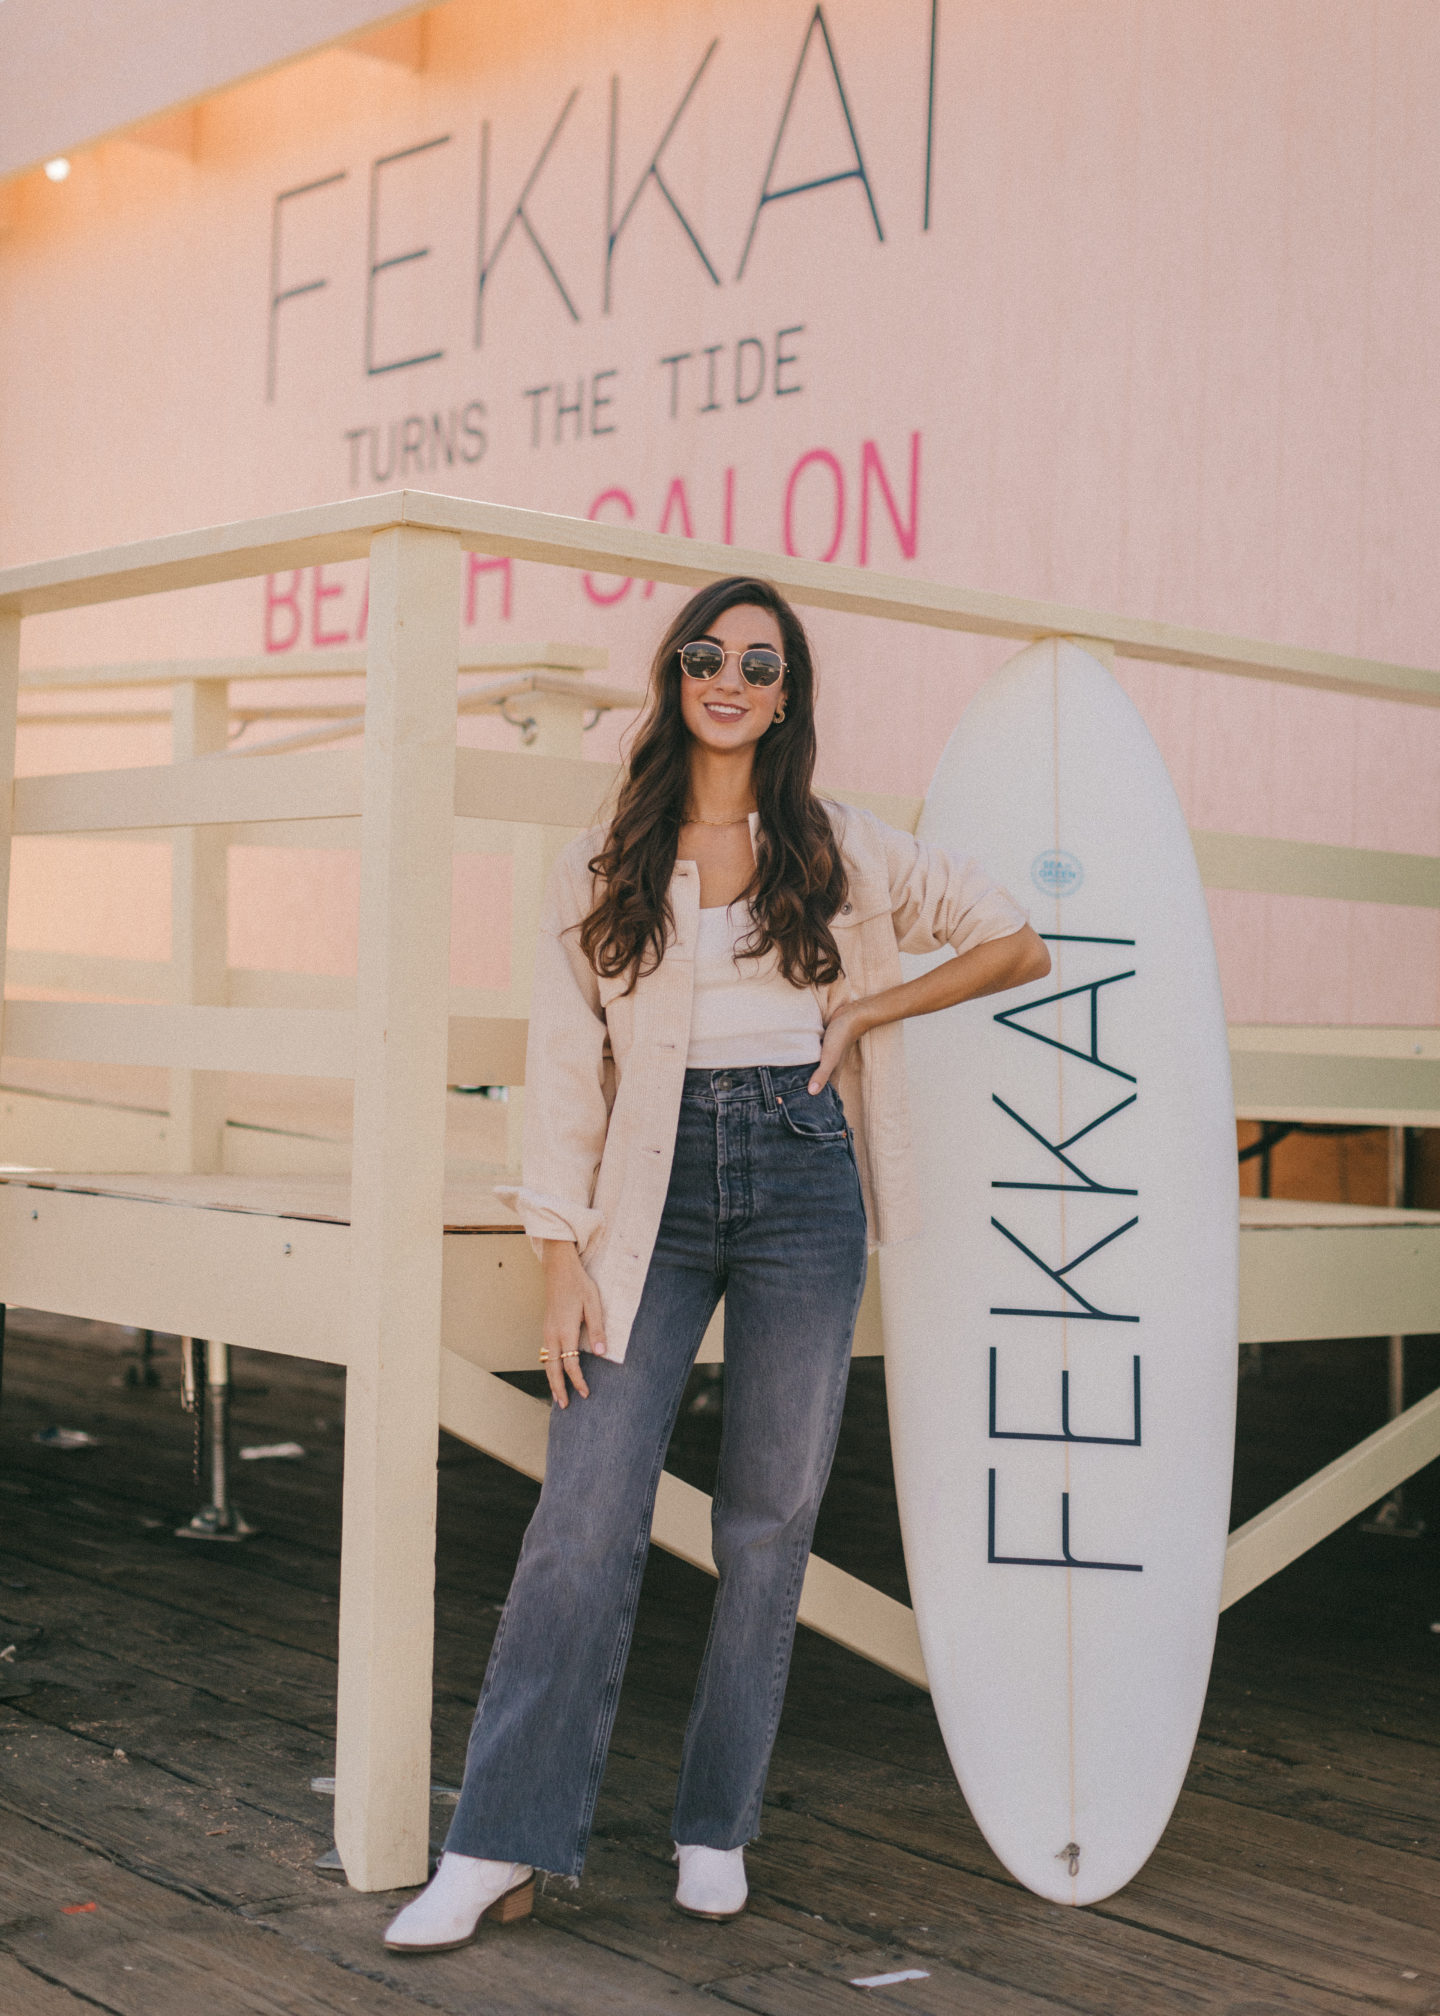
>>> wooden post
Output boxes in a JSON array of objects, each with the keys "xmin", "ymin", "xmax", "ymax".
[
  {"xmin": 168, "ymin": 679, "xmax": 229, "ymax": 1172},
  {"xmin": 334, "ymin": 525, "xmax": 462, "ymax": 1891},
  {"xmin": 505, "ymin": 677, "xmax": 588, "ymax": 1170},
  {"xmin": 0, "ymin": 615, "xmax": 20, "ymax": 1046}
]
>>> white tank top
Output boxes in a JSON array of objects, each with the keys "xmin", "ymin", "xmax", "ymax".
[{"xmin": 686, "ymin": 902, "xmax": 825, "ymax": 1069}]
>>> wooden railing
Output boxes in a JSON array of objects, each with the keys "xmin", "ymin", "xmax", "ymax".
[{"xmin": 8, "ymin": 639, "xmax": 1439, "ymax": 1135}]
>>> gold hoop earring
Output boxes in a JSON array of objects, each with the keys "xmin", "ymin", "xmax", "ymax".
[{"xmin": 773, "ymin": 701, "xmax": 787, "ymax": 724}]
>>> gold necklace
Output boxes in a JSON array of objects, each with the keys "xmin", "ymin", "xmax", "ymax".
[{"xmin": 683, "ymin": 810, "xmax": 754, "ymax": 829}]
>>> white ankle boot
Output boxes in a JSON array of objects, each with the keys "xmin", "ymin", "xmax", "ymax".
[
  {"xmin": 674, "ymin": 1842, "xmax": 748, "ymax": 1920},
  {"xmin": 383, "ymin": 1852, "xmax": 534, "ymax": 1953}
]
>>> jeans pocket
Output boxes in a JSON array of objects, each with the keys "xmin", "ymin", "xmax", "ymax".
[{"xmin": 775, "ymin": 1089, "xmax": 848, "ymax": 1142}]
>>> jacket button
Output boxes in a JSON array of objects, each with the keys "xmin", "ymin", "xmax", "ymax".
[{"xmin": 841, "ymin": 902, "xmax": 853, "ymax": 914}]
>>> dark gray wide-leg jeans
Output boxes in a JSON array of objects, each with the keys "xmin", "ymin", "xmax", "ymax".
[{"xmin": 445, "ymin": 1063, "xmax": 870, "ymax": 1879}]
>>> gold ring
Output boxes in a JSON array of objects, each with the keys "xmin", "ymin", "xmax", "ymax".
[
  {"xmin": 538, "ymin": 1350, "xmax": 552, "ymax": 1365},
  {"xmin": 561, "ymin": 1349, "xmax": 580, "ymax": 1361}
]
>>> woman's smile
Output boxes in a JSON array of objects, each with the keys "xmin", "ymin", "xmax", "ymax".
[{"xmin": 702, "ymin": 697, "xmax": 748, "ymax": 723}]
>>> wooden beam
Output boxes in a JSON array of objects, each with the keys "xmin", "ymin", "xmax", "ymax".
[
  {"xmin": 0, "ymin": 1084, "xmax": 169, "ymax": 1172},
  {"xmin": 1221, "ymin": 1387, "xmax": 1440, "ymax": 1609},
  {"xmin": 17, "ymin": 708, "xmax": 175, "ymax": 729},
  {"xmin": 1, "ymin": 949, "xmax": 355, "ymax": 1008},
  {"xmin": 224, "ymin": 1122, "xmax": 349, "ymax": 1179},
  {"xmin": 228, "ymin": 968, "xmax": 354, "ymax": 1012},
  {"xmin": 2, "ymin": 491, "xmax": 1436, "ymax": 709},
  {"xmin": 18, "ymin": 643, "xmax": 608, "ymax": 690},
  {"xmin": 1193, "ymin": 830, "xmax": 1440, "ymax": 908},
  {"xmin": 1231, "ymin": 1051, "xmax": 1440, "ymax": 1128},
  {"xmin": 453, "ymin": 746, "xmax": 616, "ymax": 828},
  {"xmin": 12, "ymin": 750, "xmax": 363, "ymax": 834},
  {"xmin": 2, "ymin": 1001, "xmax": 356, "ymax": 1077},
  {"xmin": 334, "ymin": 524, "xmax": 460, "ymax": 1893},
  {"xmin": 0, "ymin": 998, "xmax": 528, "ymax": 1084},
  {"xmin": 1237, "ymin": 1204, "xmax": 1440, "ymax": 1342},
  {"xmin": 1231, "ymin": 1024, "xmax": 1440, "ymax": 1060},
  {"xmin": 0, "ymin": 1181, "xmax": 350, "ymax": 1363},
  {"xmin": 0, "ymin": 496, "xmax": 395, "ymax": 617},
  {"xmin": 209, "ymin": 818, "xmax": 365, "ymax": 851},
  {"xmin": 0, "ymin": 1079, "xmax": 350, "ymax": 1176},
  {"xmin": 14, "ymin": 747, "xmax": 916, "ymax": 842}
]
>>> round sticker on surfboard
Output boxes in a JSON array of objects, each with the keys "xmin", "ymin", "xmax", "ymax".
[{"xmin": 880, "ymin": 638, "xmax": 1237, "ymax": 1906}]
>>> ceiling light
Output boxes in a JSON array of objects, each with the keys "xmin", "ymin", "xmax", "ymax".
[{"xmin": 44, "ymin": 158, "xmax": 71, "ymax": 182}]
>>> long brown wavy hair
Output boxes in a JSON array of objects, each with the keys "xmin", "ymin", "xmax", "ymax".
[{"xmin": 579, "ymin": 577, "xmax": 848, "ymax": 991}]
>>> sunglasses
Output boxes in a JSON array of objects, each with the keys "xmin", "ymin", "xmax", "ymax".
[{"xmin": 678, "ymin": 639, "xmax": 786, "ymax": 688}]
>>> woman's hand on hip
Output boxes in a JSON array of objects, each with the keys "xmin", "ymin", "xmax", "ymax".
[
  {"xmin": 808, "ymin": 929, "xmax": 1052, "ymax": 1097},
  {"xmin": 540, "ymin": 1240, "xmax": 606, "ymax": 1406},
  {"xmin": 808, "ymin": 999, "xmax": 870, "ymax": 1095}
]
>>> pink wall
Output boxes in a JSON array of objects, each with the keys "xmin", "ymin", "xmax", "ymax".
[{"xmin": 1, "ymin": 0, "xmax": 1437, "ymax": 1025}]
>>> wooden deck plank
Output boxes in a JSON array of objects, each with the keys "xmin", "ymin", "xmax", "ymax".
[
  {"xmin": 1161, "ymin": 1793, "xmax": 1440, "ymax": 1922},
  {"xmin": 0, "ymin": 1811, "xmax": 446, "ymax": 2016},
  {"xmin": 1090, "ymin": 1845, "xmax": 1440, "ymax": 2001},
  {"xmin": 741, "ymin": 1812, "xmax": 1395, "ymax": 2016},
  {"xmin": 0, "ymin": 1712, "xmax": 327, "ymax": 1910},
  {"xmin": 0, "ymin": 1954, "xmax": 99, "ymax": 2013},
  {"xmin": 705, "ymin": 1963, "xmax": 1070, "ymax": 2015},
  {"xmin": 251, "ymin": 1886, "xmax": 772, "ymax": 2016}
]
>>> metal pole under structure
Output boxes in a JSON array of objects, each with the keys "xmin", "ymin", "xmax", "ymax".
[{"xmin": 176, "ymin": 1338, "xmax": 254, "ymax": 1541}]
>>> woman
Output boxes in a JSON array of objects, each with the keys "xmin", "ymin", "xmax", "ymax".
[{"xmin": 384, "ymin": 578, "xmax": 1049, "ymax": 1951}]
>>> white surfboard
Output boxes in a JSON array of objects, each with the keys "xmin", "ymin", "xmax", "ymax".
[{"xmin": 880, "ymin": 637, "xmax": 1237, "ymax": 1906}]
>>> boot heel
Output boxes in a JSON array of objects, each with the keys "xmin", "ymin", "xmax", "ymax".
[{"xmin": 484, "ymin": 1875, "xmax": 534, "ymax": 1925}]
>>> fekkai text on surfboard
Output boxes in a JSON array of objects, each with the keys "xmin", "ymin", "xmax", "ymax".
[{"xmin": 986, "ymin": 933, "xmax": 1143, "ymax": 1575}]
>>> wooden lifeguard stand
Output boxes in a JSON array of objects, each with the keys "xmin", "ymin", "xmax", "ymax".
[{"xmin": 0, "ymin": 492, "xmax": 1436, "ymax": 1890}]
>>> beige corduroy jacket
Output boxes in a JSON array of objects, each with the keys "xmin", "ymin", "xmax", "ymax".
[{"xmin": 499, "ymin": 801, "xmax": 1027, "ymax": 1362}]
